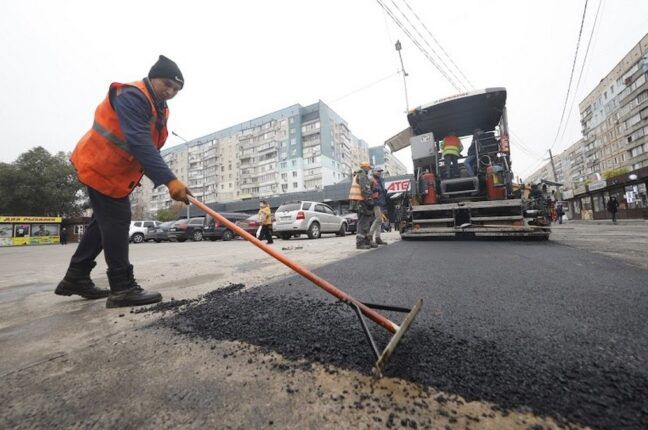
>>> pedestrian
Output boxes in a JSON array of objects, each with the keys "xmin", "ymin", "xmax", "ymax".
[
  {"xmin": 60, "ymin": 227, "xmax": 67, "ymax": 245},
  {"xmin": 368, "ymin": 167, "xmax": 388, "ymax": 247},
  {"xmin": 607, "ymin": 196, "xmax": 619, "ymax": 224},
  {"xmin": 348, "ymin": 161, "xmax": 375, "ymax": 250},
  {"xmin": 556, "ymin": 204, "xmax": 565, "ymax": 224},
  {"xmin": 257, "ymin": 200, "xmax": 274, "ymax": 244},
  {"xmin": 55, "ymin": 55, "xmax": 191, "ymax": 308},
  {"xmin": 440, "ymin": 132, "xmax": 463, "ymax": 179}
]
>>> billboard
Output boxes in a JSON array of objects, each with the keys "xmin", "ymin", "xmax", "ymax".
[{"xmin": 0, "ymin": 217, "xmax": 61, "ymax": 246}]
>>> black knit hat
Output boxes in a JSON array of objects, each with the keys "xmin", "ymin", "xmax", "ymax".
[{"xmin": 148, "ymin": 55, "xmax": 184, "ymax": 88}]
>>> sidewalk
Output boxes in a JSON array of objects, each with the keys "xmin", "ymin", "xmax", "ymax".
[
  {"xmin": 560, "ymin": 218, "xmax": 648, "ymax": 226},
  {"xmin": 550, "ymin": 219, "xmax": 648, "ymax": 269}
]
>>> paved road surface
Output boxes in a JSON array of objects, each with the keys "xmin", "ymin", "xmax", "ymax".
[
  {"xmin": 156, "ymin": 239, "xmax": 647, "ymax": 429},
  {"xmin": 1, "ymin": 226, "xmax": 647, "ymax": 429}
]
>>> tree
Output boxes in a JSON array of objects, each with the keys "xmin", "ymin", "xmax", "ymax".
[
  {"xmin": 603, "ymin": 167, "xmax": 629, "ymax": 180},
  {"xmin": 156, "ymin": 202, "xmax": 184, "ymax": 221},
  {"xmin": 0, "ymin": 147, "xmax": 84, "ymax": 216}
]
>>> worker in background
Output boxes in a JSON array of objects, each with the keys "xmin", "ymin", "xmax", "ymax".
[
  {"xmin": 257, "ymin": 200, "xmax": 274, "ymax": 244},
  {"xmin": 440, "ymin": 132, "xmax": 463, "ymax": 179},
  {"xmin": 368, "ymin": 167, "xmax": 388, "ymax": 246},
  {"xmin": 348, "ymin": 161, "xmax": 375, "ymax": 250},
  {"xmin": 55, "ymin": 55, "xmax": 191, "ymax": 308},
  {"xmin": 464, "ymin": 129, "xmax": 481, "ymax": 177}
]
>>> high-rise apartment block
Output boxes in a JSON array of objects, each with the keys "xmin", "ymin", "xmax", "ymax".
[
  {"xmin": 131, "ymin": 101, "xmax": 370, "ymax": 216},
  {"xmin": 368, "ymin": 146, "xmax": 408, "ymax": 177},
  {"xmin": 525, "ymin": 33, "xmax": 648, "ymax": 190}
]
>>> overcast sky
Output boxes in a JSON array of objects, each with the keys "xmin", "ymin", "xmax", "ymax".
[{"xmin": 1, "ymin": 0, "xmax": 647, "ymax": 179}]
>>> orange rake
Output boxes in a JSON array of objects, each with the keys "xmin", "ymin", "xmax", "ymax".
[{"xmin": 189, "ymin": 196, "xmax": 422, "ymax": 376}]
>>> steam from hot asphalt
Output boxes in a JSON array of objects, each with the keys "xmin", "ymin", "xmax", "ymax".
[{"xmin": 149, "ymin": 240, "xmax": 648, "ymax": 430}]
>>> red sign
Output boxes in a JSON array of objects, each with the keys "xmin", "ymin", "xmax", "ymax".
[{"xmin": 385, "ymin": 179, "xmax": 411, "ymax": 194}]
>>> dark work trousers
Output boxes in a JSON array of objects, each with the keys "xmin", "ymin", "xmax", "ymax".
[
  {"xmin": 444, "ymin": 154, "xmax": 459, "ymax": 179},
  {"xmin": 356, "ymin": 204, "xmax": 375, "ymax": 243},
  {"xmin": 259, "ymin": 225, "xmax": 274, "ymax": 243},
  {"xmin": 70, "ymin": 187, "xmax": 131, "ymax": 270}
]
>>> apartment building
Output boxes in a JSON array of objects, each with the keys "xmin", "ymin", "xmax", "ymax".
[
  {"xmin": 525, "ymin": 33, "xmax": 648, "ymax": 190},
  {"xmin": 132, "ymin": 101, "xmax": 369, "ymax": 216},
  {"xmin": 579, "ymin": 32, "xmax": 648, "ymax": 176},
  {"xmin": 368, "ymin": 146, "xmax": 408, "ymax": 177}
]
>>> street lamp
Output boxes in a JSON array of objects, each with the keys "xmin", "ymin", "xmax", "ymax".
[
  {"xmin": 395, "ymin": 40, "xmax": 410, "ymax": 113},
  {"xmin": 172, "ymin": 131, "xmax": 191, "ymax": 220}
]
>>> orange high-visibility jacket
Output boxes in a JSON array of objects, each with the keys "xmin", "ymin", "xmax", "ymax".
[
  {"xmin": 440, "ymin": 135, "xmax": 463, "ymax": 157},
  {"xmin": 70, "ymin": 80, "xmax": 169, "ymax": 198},
  {"xmin": 348, "ymin": 175, "xmax": 364, "ymax": 201}
]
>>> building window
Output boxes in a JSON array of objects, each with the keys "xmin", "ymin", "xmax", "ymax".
[
  {"xmin": 292, "ymin": 171, "xmax": 298, "ymax": 177},
  {"xmin": 292, "ymin": 160, "xmax": 297, "ymax": 166},
  {"xmin": 292, "ymin": 182, "xmax": 298, "ymax": 188},
  {"xmin": 281, "ymin": 173, "xmax": 287, "ymax": 180}
]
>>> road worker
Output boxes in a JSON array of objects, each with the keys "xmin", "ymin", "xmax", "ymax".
[
  {"xmin": 55, "ymin": 55, "xmax": 191, "ymax": 308},
  {"xmin": 440, "ymin": 132, "xmax": 463, "ymax": 179},
  {"xmin": 348, "ymin": 161, "xmax": 375, "ymax": 250},
  {"xmin": 368, "ymin": 167, "xmax": 388, "ymax": 246}
]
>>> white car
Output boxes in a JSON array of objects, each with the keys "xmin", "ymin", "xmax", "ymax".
[
  {"xmin": 129, "ymin": 220, "xmax": 162, "ymax": 243},
  {"xmin": 273, "ymin": 201, "xmax": 347, "ymax": 240}
]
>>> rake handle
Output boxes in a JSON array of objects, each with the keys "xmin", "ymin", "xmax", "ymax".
[{"xmin": 188, "ymin": 196, "xmax": 399, "ymax": 333}]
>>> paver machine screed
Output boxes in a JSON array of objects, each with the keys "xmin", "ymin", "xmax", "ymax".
[{"xmin": 386, "ymin": 88, "xmax": 552, "ymax": 239}]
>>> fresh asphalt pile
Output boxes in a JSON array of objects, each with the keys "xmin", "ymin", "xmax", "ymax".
[{"xmin": 150, "ymin": 240, "xmax": 648, "ymax": 430}]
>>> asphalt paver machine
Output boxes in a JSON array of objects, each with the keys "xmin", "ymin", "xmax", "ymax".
[{"xmin": 386, "ymin": 88, "xmax": 551, "ymax": 239}]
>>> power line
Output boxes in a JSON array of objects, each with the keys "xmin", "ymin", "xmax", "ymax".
[
  {"xmin": 375, "ymin": 0, "xmax": 463, "ymax": 92},
  {"xmin": 387, "ymin": 0, "xmax": 468, "ymax": 91},
  {"xmin": 331, "ymin": 72, "xmax": 399, "ymax": 103},
  {"xmin": 550, "ymin": 0, "xmax": 590, "ymax": 152},
  {"xmin": 556, "ymin": 0, "xmax": 604, "ymax": 151},
  {"xmin": 400, "ymin": 0, "xmax": 475, "ymax": 90}
]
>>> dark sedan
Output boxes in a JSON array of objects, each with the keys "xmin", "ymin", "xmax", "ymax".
[
  {"xmin": 203, "ymin": 213, "xmax": 250, "ymax": 241},
  {"xmin": 342, "ymin": 212, "xmax": 357, "ymax": 234},
  {"xmin": 167, "ymin": 217, "xmax": 206, "ymax": 242},
  {"xmin": 144, "ymin": 221, "xmax": 175, "ymax": 242}
]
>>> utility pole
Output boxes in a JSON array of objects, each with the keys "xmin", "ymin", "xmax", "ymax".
[
  {"xmin": 548, "ymin": 149, "xmax": 561, "ymax": 200},
  {"xmin": 395, "ymin": 40, "xmax": 410, "ymax": 113},
  {"xmin": 172, "ymin": 131, "xmax": 191, "ymax": 220}
]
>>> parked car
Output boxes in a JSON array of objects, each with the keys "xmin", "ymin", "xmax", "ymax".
[
  {"xmin": 167, "ymin": 217, "xmax": 206, "ymax": 242},
  {"xmin": 144, "ymin": 221, "xmax": 175, "ymax": 243},
  {"xmin": 203, "ymin": 213, "xmax": 249, "ymax": 241},
  {"xmin": 234, "ymin": 214, "xmax": 263, "ymax": 237},
  {"xmin": 129, "ymin": 220, "xmax": 162, "ymax": 243},
  {"xmin": 273, "ymin": 201, "xmax": 347, "ymax": 240},
  {"xmin": 342, "ymin": 212, "xmax": 357, "ymax": 234}
]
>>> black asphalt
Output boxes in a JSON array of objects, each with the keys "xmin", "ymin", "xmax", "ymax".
[{"xmin": 157, "ymin": 240, "xmax": 648, "ymax": 430}]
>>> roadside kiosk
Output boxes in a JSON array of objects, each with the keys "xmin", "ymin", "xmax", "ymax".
[{"xmin": 0, "ymin": 216, "xmax": 62, "ymax": 246}]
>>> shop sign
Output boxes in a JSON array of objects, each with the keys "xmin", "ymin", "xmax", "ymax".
[
  {"xmin": 588, "ymin": 180, "xmax": 607, "ymax": 191},
  {"xmin": 385, "ymin": 179, "xmax": 411, "ymax": 194},
  {"xmin": 0, "ymin": 216, "xmax": 62, "ymax": 223},
  {"xmin": 574, "ymin": 185, "xmax": 587, "ymax": 195},
  {"xmin": 562, "ymin": 190, "xmax": 574, "ymax": 199}
]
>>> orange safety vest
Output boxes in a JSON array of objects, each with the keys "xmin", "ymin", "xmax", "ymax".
[
  {"xmin": 441, "ymin": 135, "xmax": 462, "ymax": 157},
  {"xmin": 348, "ymin": 174, "xmax": 364, "ymax": 201},
  {"xmin": 70, "ymin": 80, "xmax": 169, "ymax": 198}
]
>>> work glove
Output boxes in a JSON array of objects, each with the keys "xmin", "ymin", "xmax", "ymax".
[{"xmin": 167, "ymin": 179, "xmax": 192, "ymax": 205}]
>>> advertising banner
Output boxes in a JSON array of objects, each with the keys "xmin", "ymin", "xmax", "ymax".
[{"xmin": 385, "ymin": 179, "xmax": 411, "ymax": 194}]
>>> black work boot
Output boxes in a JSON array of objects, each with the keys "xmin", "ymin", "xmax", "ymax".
[
  {"xmin": 369, "ymin": 240, "xmax": 379, "ymax": 248},
  {"xmin": 55, "ymin": 261, "xmax": 109, "ymax": 299},
  {"xmin": 375, "ymin": 238, "xmax": 388, "ymax": 246},
  {"xmin": 106, "ymin": 265, "xmax": 162, "ymax": 309},
  {"xmin": 356, "ymin": 237, "xmax": 371, "ymax": 250}
]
